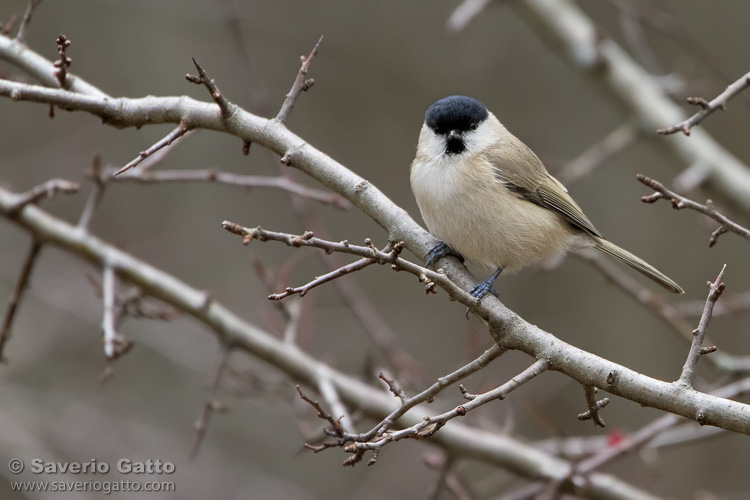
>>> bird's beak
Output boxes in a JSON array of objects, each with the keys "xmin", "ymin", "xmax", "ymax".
[{"xmin": 447, "ymin": 129, "xmax": 462, "ymax": 141}]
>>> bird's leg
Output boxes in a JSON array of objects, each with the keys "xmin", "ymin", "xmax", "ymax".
[
  {"xmin": 469, "ymin": 267, "xmax": 503, "ymax": 299},
  {"xmin": 425, "ymin": 242, "xmax": 464, "ymax": 267}
]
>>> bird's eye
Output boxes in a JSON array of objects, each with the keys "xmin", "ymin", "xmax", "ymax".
[{"xmin": 470, "ymin": 122, "xmax": 478, "ymax": 130}]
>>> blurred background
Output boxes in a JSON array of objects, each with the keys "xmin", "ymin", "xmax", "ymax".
[{"xmin": 1, "ymin": 0, "xmax": 750, "ymax": 498}]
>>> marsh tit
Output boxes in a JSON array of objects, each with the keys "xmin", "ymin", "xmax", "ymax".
[{"xmin": 410, "ymin": 95, "xmax": 684, "ymax": 299}]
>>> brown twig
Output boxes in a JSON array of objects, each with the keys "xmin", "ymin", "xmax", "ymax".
[
  {"xmin": 378, "ymin": 372, "xmax": 407, "ymax": 404},
  {"xmin": 113, "ymin": 125, "xmax": 191, "ymax": 176},
  {"xmin": 638, "ymin": 174, "xmax": 750, "ymax": 246},
  {"xmin": 269, "ymin": 257, "xmax": 377, "ymax": 300},
  {"xmin": 343, "ymin": 359, "xmax": 549, "ymax": 465},
  {"xmin": 113, "ymin": 168, "xmax": 350, "ymax": 209},
  {"xmin": 276, "ymin": 36, "xmax": 322, "ymax": 123},
  {"xmin": 657, "ymin": 70, "xmax": 750, "ymax": 135},
  {"xmin": 0, "ymin": 240, "xmax": 42, "ymax": 361},
  {"xmin": 298, "ymin": 345, "xmax": 505, "ymax": 465},
  {"xmin": 53, "ymin": 34, "xmax": 71, "ymax": 89},
  {"xmin": 190, "ymin": 345, "xmax": 232, "ymax": 459},
  {"xmin": 187, "ymin": 58, "xmax": 233, "ymax": 118},
  {"xmin": 577, "ymin": 385, "xmax": 609, "ymax": 427},
  {"xmin": 296, "ymin": 385, "xmax": 346, "ymax": 448},
  {"xmin": 678, "ymin": 266, "xmax": 726, "ymax": 388},
  {"xmin": 221, "ymin": 223, "xmax": 459, "ymax": 302}
]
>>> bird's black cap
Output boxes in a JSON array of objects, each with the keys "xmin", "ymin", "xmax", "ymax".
[{"xmin": 425, "ymin": 96, "xmax": 489, "ymax": 135}]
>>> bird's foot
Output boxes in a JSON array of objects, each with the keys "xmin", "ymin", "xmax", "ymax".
[
  {"xmin": 425, "ymin": 242, "xmax": 464, "ymax": 267},
  {"xmin": 469, "ymin": 280, "xmax": 499, "ymax": 300}
]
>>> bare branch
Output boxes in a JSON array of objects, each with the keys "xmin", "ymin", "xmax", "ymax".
[
  {"xmin": 6, "ymin": 178, "xmax": 79, "ymax": 213},
  {"xmin": 221, "ymin": 223, "xmax": 462, "ymax": 302},
  {"xmin": 0, "ymin": 240, "xmax": 42, "ymax": 361},
  {"xmin": 344, "ymin": 359, "xmax": 549, "ymax": 463},
  {"xmin": 276, "ymin": 36, "xmax": 322, "ymax": 123},
  {"xmin": 190, "ymin": 345, "xmax": 232, "ymax": 459},
  {"xmin": 77, "ymin": 155, "xmax": 105, "ymax": 230},
  {"xmin": 576, "ymin": 377, "xmax": 750, "ymax": 475},
  {"xmin": 657, "ymin": 70, "xmax": 750, "ymax": 135},
  {"xmin": 577, "ymin": 385, "xmax": 609, "ymax": 427},
  {"xmin": 378, "ymin": 372, "xmax": 407, "ymax": 404},
  {"xmin": 269, "ymin": 257, "xmax": 376, "ymax": 300},
  {"xmin": 114, "ymin": 125, "xmax": 191, "ymax": 176},
  {"xmin": 678, "ymin": 266, "xmax": 726, "ymax": 387},
  {"xmin": 187, "ymin": 58, "xmax": 234, "ymax": 118},
  {"xmin": 15, "ymin": 0, "xmax": 43, "ymax": 43},
  {"xmin": 512, "ymin": 0, "xmax": 750, "ymax": 213},
  {"xmin": 638, "ymin": 174, "xmax": 750, "ymax": 246},
  {"xmin": 296, "ymin": 385, "xmax": 346, "ymax": 443},
  {"xmin": 112, "ymin": 168, "xmax": 350, "ymax": 208}
]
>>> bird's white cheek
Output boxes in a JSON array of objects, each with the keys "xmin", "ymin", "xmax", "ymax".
[{"xmin": 419, "ymin": 131, "xmax": 446, "ymax": 158}]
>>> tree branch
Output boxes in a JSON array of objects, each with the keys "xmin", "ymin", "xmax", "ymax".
[
  {"xmin": 638, "ymin": 174, "xmax": 750, "ymax": 246},
  {"xmin": 678, "ymin": 266, "xmax": 725, "ymax": 387},
  {"xmin": 513, "ymin": 0, "xmax": 750, "ymax": 213},
  {"xmin": 657, "ymin": 70, "xmax": 750, "ymax": 135}
]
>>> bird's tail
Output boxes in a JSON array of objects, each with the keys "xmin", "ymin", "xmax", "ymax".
[{"xmin": 594, "ymin": 238, "xmax": 684, "ymax": 294}]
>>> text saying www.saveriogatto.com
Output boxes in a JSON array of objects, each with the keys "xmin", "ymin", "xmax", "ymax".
[{"xmin": 8, "ymin": 458, "xmax": 176, "ymax": 495}]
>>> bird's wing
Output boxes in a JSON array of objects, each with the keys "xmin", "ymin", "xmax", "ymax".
[{"xmin": 486, "ymin": 136, "xmax": 603, "ymax": 239}]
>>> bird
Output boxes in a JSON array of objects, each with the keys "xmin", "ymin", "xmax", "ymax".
[{"xmin": 409, "ymin": 95, "xmax": 684, "ymax": 299}]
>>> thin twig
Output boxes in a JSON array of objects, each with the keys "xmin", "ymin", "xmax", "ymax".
[
  {"xmin": 187, "ymin": 58, "xmax": 233, "ymax": 118},
  {"xmin": 112, "ymin": 168, "xmax": 350, "ymax": 208},
  {"xmin": 378, "ymin": 372, "xmax": 407, "ymax": 404},
  {"xmin": 190, "ymin": 345, "xmax": 232, "ymax": 459},
  {"xmin": 269, "ymin": 257, "xmax": 376, "ymax": 300},
  {"xmin": 297, "ymin": 384, "xmax": 346, "ymax": 443},
  {"xmin": 343, "ymin": 359, "xmax": 549, "ymax": 465},
  {"xmin": 276, "ymin": 36, "xmax": 322, "ymax": 123},
  {"xmin": 577, "ymin": 385, "xmax": 608, "ymax": 427},
  {"xmin": 678, "ymin": 266, "xmax": 726, "ymax": 387},
  {"xmin": 221, "ymin": 223, "xmax": 464, "ymax": 303},
  {"xmin": 657, "ymin": 70, "xmax": 750, "ymax": 135},
  {"xmin": 53, "ymin": 34, "xmax": 71, "ymax": 89},
  {"xmin": 7, "ymin": 178, "xmax": 79, "ymax": 213},
  {"xmin": 0, "ymin": 241, "xmax": 42, "ymax": 361},
  {"xmin": 113, "ymin": 125, "xmax": 191, "ymax": 176},
  {"xmin": 638, "ymin": 174, "xmax": 750, "ymax": 246},
  {"xmin": 316, "ymin": 367, "xmax": 355, "ymax": 434},
  {"xmin": 78, "ymin": 155, "xmax": 105, "ymax": 229},
  {"xmin": 15, "ymin": 0, "xmax": 43, "ymax": 43}
]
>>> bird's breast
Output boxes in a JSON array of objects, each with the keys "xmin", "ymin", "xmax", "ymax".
[{"xmin": 410, "ymin": 157, "xmax": 578, "ymax": 273}]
